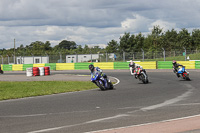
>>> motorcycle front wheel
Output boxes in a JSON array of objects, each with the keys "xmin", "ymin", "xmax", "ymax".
[{"xmin": 141, "ymin": 74, "xmax": 148, "ymax": 84}]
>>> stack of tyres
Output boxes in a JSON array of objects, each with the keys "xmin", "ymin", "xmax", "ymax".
[
  {"xmin": 33, "ymin": 67, "xmax": 40, "ymax": 76},
  {"xmin": 26, "ymin": 67, "xmax": 33, "ymax": 77},
  {"xmin": 44, "ymin": 66, "xmax": 50, "ymax": 75},
  {"xmin": 38, "ymin": 67, "xmax": 45, "ymax": 76}
]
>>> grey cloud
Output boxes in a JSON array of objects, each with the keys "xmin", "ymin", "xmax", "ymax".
[{"xmin": 0, "ymin": 0, "xmax": 200, "ymax": 49}]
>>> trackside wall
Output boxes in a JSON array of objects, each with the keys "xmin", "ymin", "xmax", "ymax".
[{"xmin": 0, "ymin": 61, "xmax": 198, "ymax": 71}]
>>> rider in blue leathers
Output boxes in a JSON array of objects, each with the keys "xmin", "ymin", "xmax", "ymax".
[
  {"xmin": 172, "ymin": 60, "xmax": 183, "ymax": 77},
  {"xmin": 89, "ymin": 64, "xmax": 107, "ymax": 86}
]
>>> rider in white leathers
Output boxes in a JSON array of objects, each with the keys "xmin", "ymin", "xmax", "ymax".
[{"xmin": 129, "ymin": 60, "xmax": 143, "ymax": 78}]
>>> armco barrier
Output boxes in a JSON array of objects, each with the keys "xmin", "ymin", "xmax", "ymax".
[
  {"xmin": 93, "ymin": 62, "xmax": 114, "ymax": 69},
  {"xmin": 158, "ymin": 61, "xmax": 172, "ymax": 69},
  {"xmin": 33, "ymin": 63, "xmax": 45, "ymax": 68},
  {"xmin": 2, "ymin": 64, "xmax": 12, "ymax": 71},
  {"xmin": 195, "ymin": 61, "xmax": 200, "ymax": 69},
  {"xmin": 136, "ymin": 62, "xmax": 156, "ymax": 69},
  {"xmin": 158, "ymin": 61, "xmax": 195, "ymax": 69},
  {"xmin": 176, "ymin": 61, "xmax": 195, "ymax": 69},
  {"xmin": 114, "ymin": 62, "xmax": 129, "ymax": 69},
  {"xmin": 56, "ymin": 63, "xmax": 74, "ymax": 70},
  {"xmin": 1, "ymin": 61, "xmax": 199, "ymax": 71},
  {"xmin": 23, "ymin": 64, "xmax": 33, "ymax": 71},
  {"xmin": 45, "ymin": 63, "xmax": 56, "ymax": 70},
  {"xmin": 12, "ymin": 64, "xmax": 23, "ymax": 71},
  {"xmin": 75, "ymin": 62, "xmax": 93, "ymax": 70}
]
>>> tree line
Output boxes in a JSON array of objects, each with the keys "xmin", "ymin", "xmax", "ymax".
[{"xmin": 1, "ymin": 25, "xmax": 200, "ymax": 57}]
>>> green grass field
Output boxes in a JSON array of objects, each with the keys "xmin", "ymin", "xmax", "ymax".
[{"xmin": 0, "ymin": 81, "xmax": 97, "ymax": 101}]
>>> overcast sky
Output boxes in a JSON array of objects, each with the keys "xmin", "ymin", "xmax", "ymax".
[{"xmin": 0, "ymin": 0, "xmax": 200, "ymax": 49}]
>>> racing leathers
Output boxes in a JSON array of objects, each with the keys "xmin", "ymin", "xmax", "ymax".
[
  {"xmin": 129, "ymin": 61, "xmax": 135, "ymax": 75},
  {"xmin": 173, "ymin": 63, "xmax": 183, "ymax": 77},
  {"xmin": 90, "ymin": 67, "xmax": 107, "ymax": 85},
  {"xmin": 133, "ymin": 64, "xmax": 144, "ymax": 79}
]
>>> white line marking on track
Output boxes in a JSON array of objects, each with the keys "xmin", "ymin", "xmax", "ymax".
[
  {"xmin": 28, "ymin": 78, "xmax": 196, "ymax": 133},
  {"xmin": 141, "ymin": 88, "xmax": 194, "ymax": 111},
  {"xmin": 111, "ymin": 76, "xmax": 120, "ymax": 86},
  {"xmin": 86, "ymin": 114, "xmax": 129, "ymax": 123},
  {"xmin": 86, "ymin": 114, "xmax": 200, "ymax": 133}
]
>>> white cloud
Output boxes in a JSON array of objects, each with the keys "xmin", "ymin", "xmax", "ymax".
[
  {"xmin": 149, "ymin": 20, "xmax": 176, "ymax": 32},
  {"xmin": 121, "ymin": 14, "xmax": 151, "ymax": 32},
  {"xmin": 87, "ymin": 44, "xmax": 107, "ymax": 49}
]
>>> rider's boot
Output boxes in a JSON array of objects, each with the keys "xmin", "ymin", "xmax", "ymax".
[{"xmin": 177, "ymin": 73, "xmax": 180, "ymax": 78}]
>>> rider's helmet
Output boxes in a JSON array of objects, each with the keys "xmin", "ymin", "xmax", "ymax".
[
  {"xmin": 130, "ymin": 60, "xmax": 135, "ymax": 65},
  {"xmin": 89, "ymin": 64, "xmax": 94, "ymax": 72},
  {"xmin": 172, "ymin": 60, "xmax": 177, "ymax": 65}
]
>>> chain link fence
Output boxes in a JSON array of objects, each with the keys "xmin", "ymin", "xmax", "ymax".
[{"xmin": 1, "ymin": 50, "xmax": 200, "ymax": 64}]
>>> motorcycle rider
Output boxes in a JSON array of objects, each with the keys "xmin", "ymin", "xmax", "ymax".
[
  {"xmin": 172, "ymin": 60, "xmax": 183, "ymax": 77},
  {"xmin": 89, "ymin": 64, "xmax": 108, "ymax": 86},
  {"xmin": 134, "ymin": 64, "xmax": 144, "ymax": 79},
  {"xmin": 129, "ymin": 61, "xmax": 145, "ymax": 79},
  {"xmin": 129, "ymin": 60, "xmax": 135, "ymax": 75}
]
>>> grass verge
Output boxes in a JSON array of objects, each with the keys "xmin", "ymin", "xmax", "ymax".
[{"xmin": 0, "ymin": 81, "xmax": 97, "ymax": 101}]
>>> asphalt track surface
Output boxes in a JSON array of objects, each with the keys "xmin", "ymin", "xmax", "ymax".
[{"xmin": 0, "ymin": 69, "xmax": 200, "ymax": 133}]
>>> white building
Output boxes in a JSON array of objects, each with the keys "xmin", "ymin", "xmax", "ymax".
[
  {"xmin": 66, "ymin": 53, "xmax": 115, "ymax": 63},
  {"xmin": 16, "ymin": 56, "xmax": 49, "ymax": 64}
]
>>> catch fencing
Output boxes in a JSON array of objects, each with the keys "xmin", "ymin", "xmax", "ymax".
[{"xmin": 0, "ymin": 50, "xmax": 199, "ymax": 64}]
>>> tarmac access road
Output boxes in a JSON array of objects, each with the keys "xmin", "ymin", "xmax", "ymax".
[{"xmin": 0, "ymin": 69, "xmax": 200, "ymax": 133}]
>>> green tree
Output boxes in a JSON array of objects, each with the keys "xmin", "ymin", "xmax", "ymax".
[
  {"xmin": 177, "ymin": 28, "xmax": 192, "ymax": 49},
  {"xmin": 119, "ymin": 32, "xmax": 131, "ymax": 52},
  {"xmin": 151, "ymin": 25, "xmax": 163, "ymax": 51},
  {"xmin": 106, "ymin": 40, "xmax": 119, "ymax": 53},
  {"xmin": 58, "ymin": 40, "xmax": 77, "ymax": 50},
  {"xmin": 191, "ymin": 29, "xmax": 200, "ymax": 50},
  {"xmin": 134, "ymin": 33, "xmax": 144, "ymax": 52},
  {"xmin": 162, "ymin": 29, "xmax": 178, "ymax": 51}
]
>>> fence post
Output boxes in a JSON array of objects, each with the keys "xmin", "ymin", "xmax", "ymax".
[
  {"xmin": 183, "ymin": 47, "xmax": 186, "ymax": 61},
  {"xmin": 1, "ymin": 55, "xmax": 3, "ymax": 64},
  {"xmin": 90, "ymin": 50, "xmax": 92, "ymax": 62},
  {"xmin": 76, "ymin": 53, "xmax": 78, "ymax": 63},
  {"xmin": 141, "ymin": 48, "xmax": 144, "ymax": 62},
  {"xmin": 58, "ymin": 52, "xmax": 62, "ymax": 63},
  {"xmin": 7, "ymin": 55, "xmax": 9, "ymax": 64},
  {"xmin": 106, "ymin": 52, "xmax": 108, "ymax": 62},
  {"xmin": 31, "ymin": 53, "xmax": 34, "ymax": 64},
  {"xmin": 162, "ymin": 48, "xmax": 165, "ymax": 61},
  {"xmin": 123, "ymin": 51, "xmax": 125, "ymax": 62}
]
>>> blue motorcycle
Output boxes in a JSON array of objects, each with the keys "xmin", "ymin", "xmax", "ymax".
[{"xmin": 91, "ymin": 73, "xmax": 113, "ymax": 91}]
